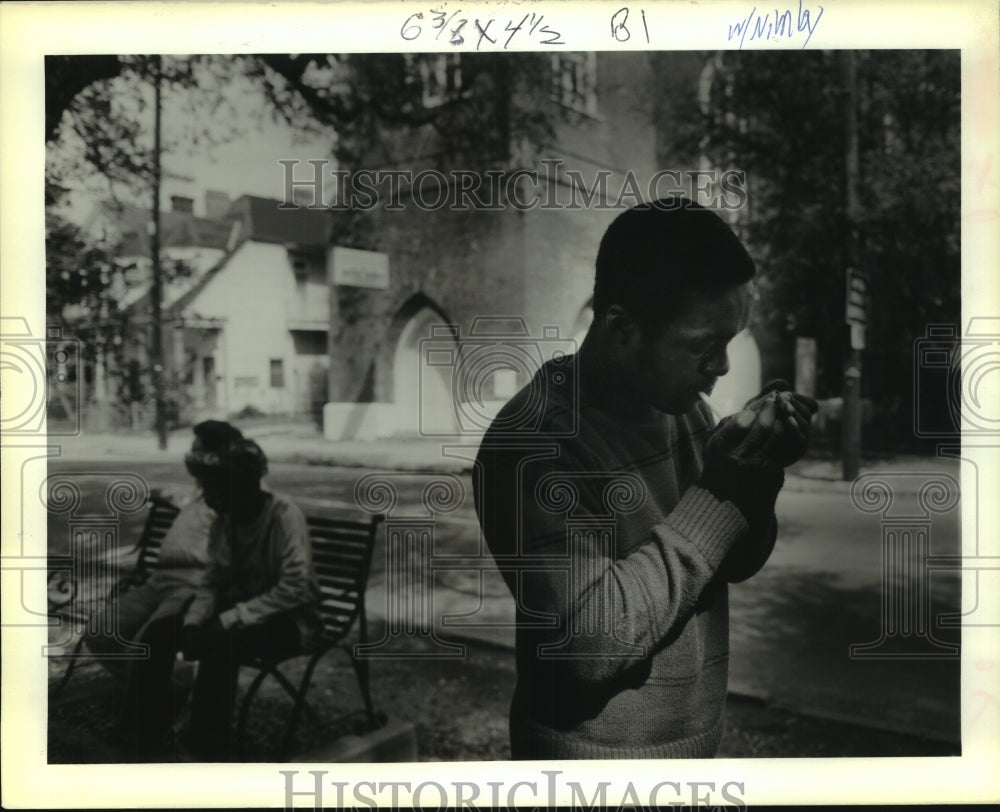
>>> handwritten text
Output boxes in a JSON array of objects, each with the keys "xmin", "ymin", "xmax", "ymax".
[
  {"xmin": 728, "ymin": 0, "xmax": 824, "ymax": 50},
  {"xmin": 401, "ymin": 9, "xmax": 564, "ymax": 49}
]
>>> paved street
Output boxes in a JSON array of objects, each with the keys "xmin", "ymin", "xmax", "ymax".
[
  {"xmin": 45, "ymin": 454, "xmax": 962, "ymax": 747},
  {"xmin": 731, "ymin": 489, "xmax": 961, "ymax": 742}
]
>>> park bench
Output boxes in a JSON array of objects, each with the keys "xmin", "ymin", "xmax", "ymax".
[
  {"xmin": 237, "ymin": 511, "xmax": 386, "ymax": 758},
  {"xmin": 48, "ymin": 494, "xmax": 385, "ymax": 760},
  {"xmin": 48, "ymin": 494, "xmax": 181, "ymax": 693}
]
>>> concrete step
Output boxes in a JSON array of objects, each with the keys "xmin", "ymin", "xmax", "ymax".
[{"xmin": 290, "ymin": 719, "xmax": 417, "ymax": 762}]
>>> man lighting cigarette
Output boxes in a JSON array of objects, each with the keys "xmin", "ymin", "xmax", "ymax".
[{"xmin": 475, "ymin": 198, "xmax": 818, "ymax": 759}]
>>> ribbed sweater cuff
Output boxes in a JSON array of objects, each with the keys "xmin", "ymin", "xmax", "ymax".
[{"xmin": 665, "ymin": 485, "xmax": 748, "ymax": 571}]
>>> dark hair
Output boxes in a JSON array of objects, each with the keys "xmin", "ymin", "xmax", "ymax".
[
  {"xmin": 593, "ymin": 197, "xmax": 756, "ymax": 334},
  {"xmin": 186, "ymin": 436, "xmax": 268, "ymax": 482},
  {"xmin": 224, "ymin": 438, "xmax": 269, "ymax": 481},
  {"xmin": 192, "ymin": 420, "xmax": 243, "ymax": 454}
]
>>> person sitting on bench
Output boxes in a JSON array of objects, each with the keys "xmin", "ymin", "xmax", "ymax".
[
  {"xmin": 85, "ymin": 420, "xmax": 243, "ymax": 682},
  {"xmin": 177, "ymin": 436, "xmax": 322, "ymax": 761}
]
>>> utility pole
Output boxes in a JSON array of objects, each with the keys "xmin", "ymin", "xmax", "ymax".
[
  {"xmin": 841, "ymin": 50, "xmax": 863, "ymax": 481},
  {"xmin": 149, "ymin": 54, "xmax": 167, "ymax": 450}
]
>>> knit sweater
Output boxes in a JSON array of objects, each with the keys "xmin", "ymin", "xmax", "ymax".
[
  {"xmin": 474, "ymin": 355, "xmax": 781, "ymax": 759},
  {"xmin": 184, "ymin": 491, "xmax": 322, "ymax": 649}
]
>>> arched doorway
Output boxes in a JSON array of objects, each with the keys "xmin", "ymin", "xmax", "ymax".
[
  {"xmin": 390, "ymin": 300, "xmax": 458, "ymax": 436},
  {"xmin": 707, "ymin": 329, "xmax": 762, "ymax": 417}
]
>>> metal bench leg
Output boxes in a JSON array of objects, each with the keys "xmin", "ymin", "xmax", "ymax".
[
  {"xmin": 277, "ymin": 652, "xmax": 325, "ymax": 760},
  {"xmin": 269, "ymin": 666, "xmax": 323, "ymax": 727},
  {"xmin": 50, "ymin": 633, "xmax": 89, "ymax": 697},
  {"xmin": 235, "ymin": 666, "xmax": 273, "ymax": 759},
  {"xmin": 346, "ymin": 645, "xmax": 379, "ymax": 730},
  {"xmin": 237, "ymin": 662, "xmax": 322, "ymax": 760}
]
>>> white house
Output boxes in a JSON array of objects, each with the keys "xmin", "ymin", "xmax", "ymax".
[{"xmin": 163, "ymin": 194, "xmax": 332, "ymax": 420}]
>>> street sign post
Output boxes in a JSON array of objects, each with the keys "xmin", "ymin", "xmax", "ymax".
[
  {"xmin": 842, "ymin": 266, "xmax": 867, "ymax": 480},
  {"xmin": 845, "ymin": 267, "xmax": 868, "ymax": 350}
]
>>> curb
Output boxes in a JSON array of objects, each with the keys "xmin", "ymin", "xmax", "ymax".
[
  {"xmin": 782, "ymin": 474, "xmax": 853, "ymax": 494},
  {"xmin": 277, "ymin": 450, "xmax": 471, "ymax": 474},
  {"xmin": 723, "ymin": 684, "xmax": 960, "ymax": 746},
  {"xmin": 53, "ymin": 438, "xmax": 474, "ymax": 474},
  {"xmin": 58, "ymin": 439, "xmax": 954, "ymax": 489}
]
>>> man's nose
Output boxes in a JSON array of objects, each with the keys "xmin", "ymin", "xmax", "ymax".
[{"xmin": 701, "ymin": 348, "xmax": 730, "ymax": 378}]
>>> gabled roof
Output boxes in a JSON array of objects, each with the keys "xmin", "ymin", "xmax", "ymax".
[
  {"xmin": 124, "ymin": 252, "xmax": 228, "ymax": 319},
  {"xmin": 117, "ymin": 194, "xmax": 333, "ymax": 317},
  {"xmin": 162, "ymin": 212, "xmax": 233, "ymax": 253},
  {"xmin": 226, "ymin": 195, "xmax": 330, "ymax": 250},
  {"xmin": 166, "ymin": 255, "xmax": 229, "ymax": 318},
  {"xmin": 119, "ymin": 271, "xmax": 204, "ymax": 312},
  {"xmin": 86, "ymin": 200, "xmax": 232, "ymax": 256},
  {"xmin": 165, "ymin": 196, "xmax": 331, "ymax": 316}
]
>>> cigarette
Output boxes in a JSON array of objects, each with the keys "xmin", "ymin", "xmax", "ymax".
[{"xmin": 698, "ymin": 391, "xmax": 724, "ymax": 422}]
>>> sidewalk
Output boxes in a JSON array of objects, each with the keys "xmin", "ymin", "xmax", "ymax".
[
  {"xmin": 53, "ymin": 426, "xmax": 963, "ymax": 747},
  {"xmin": 56, "ymin": 425, "xmax": 961, "ymax": 490}
]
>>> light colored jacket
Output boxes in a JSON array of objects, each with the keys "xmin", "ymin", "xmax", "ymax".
[
  {"xmin": 184, "ymin": 491, "xmax": 322, "ymax": 648},
  {"xmin": 148, "ymin": 491, "xmax": 214, "ymax": 590}
]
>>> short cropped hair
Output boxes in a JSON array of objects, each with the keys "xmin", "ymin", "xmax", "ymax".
[{"xmin": 593, "ymin": 198, "xmax": 756, "ymax": 335}]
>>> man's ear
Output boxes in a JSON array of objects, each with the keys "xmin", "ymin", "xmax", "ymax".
[{"xmin": 604, "ymin": 304, "xmax": 642, "ymax": 348}]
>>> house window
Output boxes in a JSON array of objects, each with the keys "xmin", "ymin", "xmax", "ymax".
[
  {"xmin": 291, "ymin": 330, "xmax": 328, "ymax": 356},
  {"xmin": 291, "ymin": 252, "xmax": 308, "ymax": 284},
  {"xmin": 551, "ymin": 53, "xmax": 598, "ymax": 117},
  {"xmin": 287, "ymin": 248, "xmax": 324, "ymax": 283},
  {"xmin": 270, "ymin": 359, "xmax": 285, "ymax": 388},
  {"xmin": 407, "ymin": 54, "xmax": 464, "ymax": 107}
]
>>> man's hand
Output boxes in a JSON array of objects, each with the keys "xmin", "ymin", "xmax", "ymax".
[
  {"xmin": 751, "ymin": 379, "xmax": 818, "ymax": 467},
  {"xmin": 711, "ymin": 379, "xmax": 818, "ymax": 469},
  {"xmin": 699, "ymin": 380, "xmax": 816, "ymax": 521}
]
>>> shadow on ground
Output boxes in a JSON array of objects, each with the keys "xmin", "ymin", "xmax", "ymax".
[
  {"xmin": 729, "ymin": 567, "xmax": 961, "ymax": 744},
  {"xmin": 48, "ymin": 620, "xmax": 957, "ymax": 763}
]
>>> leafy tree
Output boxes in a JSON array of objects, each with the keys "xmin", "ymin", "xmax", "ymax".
[
  {"xmin": 677, "ymin": 49, "xmax": 960, "ymax": 454},
  {"xmin": 46, "ymin": 52, "xmax": 558, "ymax": 175},
  {"xmin": 45, "ymin": 55, "xmax": 123, "ymax": 145},
  {"xmin": 46, "ymin": 55, "xmax": 246, "ymax": 427},
  {"xmin": 44, "ymin": 51, "xmax": 607, "ymax": 426},
  {"xmin": 47, "ymin": 55, "xmax": 264, "ymax": 203},
  {"xmin": 245, "ymin": 53, "xmax": 556, "ymax": 166},
  {"xmin": 45, "ymin": 208, "xmax": 133, "ymax": 423}
]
